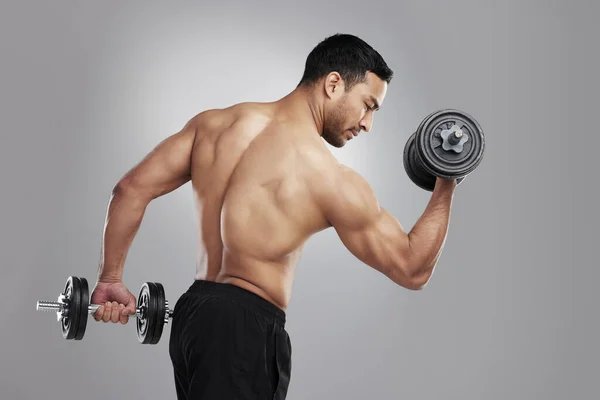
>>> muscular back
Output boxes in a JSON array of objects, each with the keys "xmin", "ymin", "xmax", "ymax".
[{"xmin": 189, "ymin": 103, "xmax": 333, "ymax": 310}]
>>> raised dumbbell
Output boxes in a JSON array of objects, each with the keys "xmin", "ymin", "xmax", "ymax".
[
  {"xmin": 36, "ymin": 276, "xmax": 173, "ymax": 345},
  {"xmin": 403, "ymin": 109, "xmax": 485, "ymax": 191}
]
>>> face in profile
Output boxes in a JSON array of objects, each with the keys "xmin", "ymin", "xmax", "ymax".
[{"xmin": 322, "ymin": 72, "xmax": 387, "ymax": 148}]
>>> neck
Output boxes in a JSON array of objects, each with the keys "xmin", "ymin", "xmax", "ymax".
[{"xmin": 275, "ymin": 86, "xmax": 324, "ymax": 136}]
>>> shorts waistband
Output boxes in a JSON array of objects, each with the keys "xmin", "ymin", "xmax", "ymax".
[{"xmin": 186, "ymin": 280, "xmax": 286, "ymax": 326}]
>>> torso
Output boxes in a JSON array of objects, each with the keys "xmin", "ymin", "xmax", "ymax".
[{"xmin": 189, "ymin": 102, "xmax": 335, "ymax": 310}]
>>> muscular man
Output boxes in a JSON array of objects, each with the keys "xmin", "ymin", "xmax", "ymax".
[{"xmin": 90, "ymin": 33, "xmax": 456, "ymax": 399}]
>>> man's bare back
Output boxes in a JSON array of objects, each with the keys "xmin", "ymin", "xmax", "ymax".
[
  {"xmin": 195, "ymin": 102, "xmax": 335, "ymax": 310},
  {"xmin": 190, "ymin": 98, "xmax": 385, "ymax": 309}
]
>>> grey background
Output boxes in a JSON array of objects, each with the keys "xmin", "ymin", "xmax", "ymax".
[{"xmin": 1, "ymin": 0, "xmax": 597, "ymax": 399}]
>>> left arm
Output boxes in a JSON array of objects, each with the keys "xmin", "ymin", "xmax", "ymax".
[{"xmin": 96, "ymin": 116, "xmax": 198, "ymax": 283}]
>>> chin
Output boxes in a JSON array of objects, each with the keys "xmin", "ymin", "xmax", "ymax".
[
  {"xmin": 322, "ymin": 132, "xmax": 344, "ymax": 148},
  {"xmin": 328, "ymin": 137, "xmax": 346, "ymax": 148}
]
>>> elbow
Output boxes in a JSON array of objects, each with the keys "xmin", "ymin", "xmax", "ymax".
[
  {"xmin": 112, "ymin": 178, "xmax": 132, "ymax": 197},
  {"xmin": 395, "ymin": 260, "xmax": 434, "ymax": 291},
  {"xmin": 406, "ymin": 272, "xmax": 432, "ymax": 290},
  {"xmin": 110, "ymin": 179, "xmax": 148, "ymax": 205},
  {"xmin": 108, "ymin": 180, "xmax": 150, "ymax": 215},
  {"xmin": 112, "ymin": 178, "xmax": 142, "ymax": 199}
]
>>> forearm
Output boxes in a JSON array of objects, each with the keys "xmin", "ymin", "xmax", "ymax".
[
  {"xmin": 96, "ymin": 186, "xmax": 148, "ymax": 283},
  {"xmin": 406, "ymin": 178, "xmax": 457, "ymax": 281}
]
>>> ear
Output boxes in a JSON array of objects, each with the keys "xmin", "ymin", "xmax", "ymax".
[{"xmin": 324, "ymin": 72, "xmax": 345, "ymax": 100}]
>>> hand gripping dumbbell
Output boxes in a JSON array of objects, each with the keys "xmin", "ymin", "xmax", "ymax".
[
  {"xmin": 403, "ymin": 109, "xmax": 486, "ymax": 191},
  {"xmin": 36, "ymin": 276, "xmax": 174, "ymax": 344}
]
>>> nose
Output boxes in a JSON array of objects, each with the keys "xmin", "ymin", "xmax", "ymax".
[{"xmin": 359, "ymin": 113, "xmax": 372, "ymax": 132}]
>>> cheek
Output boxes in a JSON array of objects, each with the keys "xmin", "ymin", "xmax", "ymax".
[
  {"xmin": 352, "ymin": 101, "xmax": 366, "ymax": 118},
  {"xmin": 353, "ymin": 107, "xmax": 365, "ymax": 122}
]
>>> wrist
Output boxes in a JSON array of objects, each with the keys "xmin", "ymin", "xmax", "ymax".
[
  {"xmin": 433, "ymin": 178, "xmax": 457, "ymax": 197},
  {"xmin": 435, "ymin": 177, "xmax": 457, "ymax": 187},
  {"xmin": 97, "ymin": 273, "xmax": 122, "ymax": 284}
]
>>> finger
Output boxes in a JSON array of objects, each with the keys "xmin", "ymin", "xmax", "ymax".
[
  {"xmin": 94, "ymin": 305, "xmax": 104, "ymax": 322},
  {"xmin": 111, "ymin": 301, "xmax": 121, "ymax": 323},
  {"xmin": 119, "ymin": 304, "xmax": 128, "ymax": 325},
  {"xmin": 102, "ymin": 302, "xmax": 112, "ymax": 323}
]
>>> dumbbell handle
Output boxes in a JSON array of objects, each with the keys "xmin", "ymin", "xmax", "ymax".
[
  {"xmin": 37, "ymin": 300, "xmax": 144, "ymax": 318},
  {"xmin": 36, "ymin": 300, "xmax": 131, "ymax": 315}
]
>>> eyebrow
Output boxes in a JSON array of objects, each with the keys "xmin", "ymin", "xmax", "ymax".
[{"xmin": 369, "ymin": 96, "xmax": 380, "ymax": 111}]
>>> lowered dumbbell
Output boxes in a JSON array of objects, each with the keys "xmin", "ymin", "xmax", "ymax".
[
  {"xmin": 36, "ymin": 276, "xmax": 173, "ymax": 345},
  {"xmin": 403, "ymin": 109, "xmax": 485, "ymax": 191}
]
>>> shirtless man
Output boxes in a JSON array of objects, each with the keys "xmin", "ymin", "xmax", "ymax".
[{"xmin": 90, "ymin": 33, "xmax": 457, "ymax": 399}]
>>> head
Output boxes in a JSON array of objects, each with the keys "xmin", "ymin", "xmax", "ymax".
[{"xmin": 298, "ymin": 33, "xmax": 394, "ymax": 147}]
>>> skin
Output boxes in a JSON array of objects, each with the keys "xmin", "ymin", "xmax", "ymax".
[{"xmin": 91, "ymin": 71, "xmax": 457, "ymax": 324}]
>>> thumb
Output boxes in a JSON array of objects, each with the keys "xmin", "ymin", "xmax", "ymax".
[{"xmin": 123, "ymin": 295, "xmax": 137, "ymax": 315}]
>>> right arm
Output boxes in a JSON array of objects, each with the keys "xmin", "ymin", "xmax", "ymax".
[{"xmin": 312, "ymin": 165, "xmax": 456, "ymax": 290}]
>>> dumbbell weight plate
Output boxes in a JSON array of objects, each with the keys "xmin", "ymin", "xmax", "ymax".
[
  {"xmin": 135, "ymin": 282, "xmax": 168, "ymax": 345},
  {"xmin": 403, "ymin": 132, "xmax": 465, "ymax": 191},
  {"xmin": 61, "ymin": 276, "xmax": 82, "ymax": 340},
  {"xmin": 416, "ymin": 109, "xmax": 485, "ymax": 179},
  {"xmin": 74, "ymin": 277, "xmax": 90, "ymax": 340},
  {"xmin": 145, "ymin": 283, "xmax": 162, "ymax": 345},
  {"xmin": 403, "ymin": 133, "xmax": 435, "ymax": 191},
  {"xmin": 148, "ymin": 282, "xmax": 166, "ymax": 345},
  {"xmin": 136, "ymin": 283, "xmax": 156, "ymax": 344}
]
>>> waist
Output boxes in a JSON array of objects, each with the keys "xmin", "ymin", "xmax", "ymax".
[{"xmin": 186, "ymin": 279, "xmax": 286, "ymax": 326}]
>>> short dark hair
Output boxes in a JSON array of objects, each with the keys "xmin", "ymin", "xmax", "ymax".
[{"xmin": 298, "ymin": 33, "xmax": 393, "ymax": 90}]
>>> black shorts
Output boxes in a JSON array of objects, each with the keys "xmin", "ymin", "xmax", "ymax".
[{"xmin": 169, "ymin": 280, "xmax": 292, "ymax": 399}]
